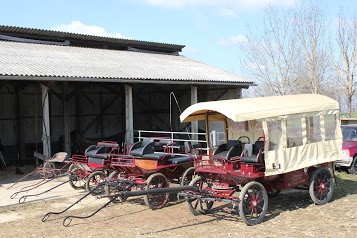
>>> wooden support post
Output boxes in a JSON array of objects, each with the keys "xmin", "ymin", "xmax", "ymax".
[
  {"xmin": 16, "ymin": 86, "xmax": 25, "ymax": 162},
  {"xmin": 63, "ymin": 82, "xmax": 71, "ymax": 156},
  {"xmin": 236, "ymin": 88, "xmax": 242, "ymax": 99},
  {"xmin": 100, "ymin": 92, "xmax": 104, "ymax": 138},
  {"xmin": 125, "ymin": 84, "xmax": 133, "ymax": 144},
  {"xmin": 41, "ymin": 84, "xmax": 51, "ymax": 158},
  {"xmin": 191, "ymin": 86, "xmax": 198, "ymax": 141},
  {"xmin": 75, "ymin": 92, "xmax": 81, "ymax": 136}
]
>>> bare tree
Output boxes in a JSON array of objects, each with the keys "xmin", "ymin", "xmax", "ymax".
[
  {"xmin": 293, "ymin": 1, "xmax": 331, "ymax": 94},
  {"xmin": 333, "ymin": 10, "xmax": 357, "ymax": 117},
  {"xmin": 241, "ymin": 1, "xmax": 332, "ymax": 97},
  {"xmin": 241, "ymin": 6, "xmax": 299, "ymax": 96}
]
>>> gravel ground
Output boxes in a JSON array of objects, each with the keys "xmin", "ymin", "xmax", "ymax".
[{"xmin": 0, "ymin": 169, "xmax": 357, "ymax": 238}]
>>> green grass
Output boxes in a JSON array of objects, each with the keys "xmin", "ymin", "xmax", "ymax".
[
  {"xmin": 340, "ymin": 112, "xmax": 357, "ymax": 118},
  {"xmin": 334, "ymin": 170, "xmax": 357, "ymax": 199}
]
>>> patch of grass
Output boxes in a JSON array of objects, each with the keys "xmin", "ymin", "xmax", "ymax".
[
  {"xmin": 334, "ymin": 170, "xmax": 357, "ymax": 199},
  {"xmin": 340, "ymin": 112, "xmax": 357, "ymax": 118}
]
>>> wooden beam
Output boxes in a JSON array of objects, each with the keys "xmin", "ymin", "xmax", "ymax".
[
  {"xmin": 80, "ymin": 91, "xmax": 95, "ymax": 106},
  {"xmin": 100, "ymin": 92, "xmax": 104, "ymax": 138},
  {"xmin": 41, "ymin": 84, "xmax": 51, "ymax": 158},
  {"xmin": 63, "ymin": 82, "xmax": 71, "ymax": 155},
  {"xmin": 64, "ymin": 82, "xmax": 88, "ymax": 102},
  {"xmin": 135, "ymin": 94, "xmax": 171, "ymax": 130},
  {"xmin": 82, "ymin": 93, "xmax": 121, "ymax": 135},
  {"xmin": 16, "ymin": 86, "xmax": 25, "ymax": 161},
  {"xmin": 125, "ymin": 84, "xmax": 133, "ymax": 143},
  {"xmin": 191, "ymin": 86, "xmax": 198, "ymax": 141},
  {"xmin": 213, "ymin": 89, "xmax": 230, "ymax": 101}
]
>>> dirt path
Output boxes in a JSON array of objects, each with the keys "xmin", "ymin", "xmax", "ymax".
[{"xmin": 0, "ymin": 171, "xmax": 357, "ymax": 238}]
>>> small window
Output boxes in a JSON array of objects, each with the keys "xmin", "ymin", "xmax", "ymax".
[
  {"xmin": 324, "ymin": 114, "xmax": 336, "ymax": 141},
  {"xmin": 342, "ymin": 126, "xmax": 357, "ymax": 141},
  {"xmin": 287, "ymin": 118, "xmax": 303, "ymax": 147},
  {"xmin": 306, "ymin": 116, "xmax": 322, "ymax": 143},
  {"xmin": 267, "ymin": 120, "xmax": 281, "ymax": 151},
  {"xmin": 210, "ymin": 121, "xmax": 225, "ymax": 147}
]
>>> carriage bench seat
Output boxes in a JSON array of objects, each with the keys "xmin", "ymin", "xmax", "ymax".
[
  {"xmin": 167, "ymin": 155, "xmax": 191, "ymax": 164},
  {"xmin": 141, "ymin": 152, "xmax": 172, "ymax": 161},
  {"xmin": 241, "ymin": 155, "xmax": 260, "ymax": 164},
  {"xmin": 86, "ymin": 153, "xmax": 111, "ymax": 160},
  {"xmin": 85, "ymin": 144, "xmax": 113, "ymax": 159},
  {"xmin": 88, "ymin": 156, "xmax": 109, "ymax": 165}
]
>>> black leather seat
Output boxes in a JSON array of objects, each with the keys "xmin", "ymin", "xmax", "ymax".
[
  {"xmin": 85, "ymin": 145, "xmax": 112, "ymax": 164},
  {"xmin": 241, "ymin": 140, "xmax": 264, "ymax": 164},
  {"xmin": 213, "ymin": 140, "xmax": 242, "ymax": 161},
  {"xmin": 141, "ymin": 152, "xmax": 172, "ymax": 161},
  {"xmin": 129, "ymin": 138, "xmax": 154, "ymax": 157},
  {"xmin": 167, "ymin": 155, "xmax": 191, "ymax": 164}
]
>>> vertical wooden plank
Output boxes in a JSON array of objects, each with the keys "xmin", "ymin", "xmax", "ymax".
[
  {"xmin": 125, "ymin": 84, "xmax": 133, "ymax": 144},
  {"xmin": 236, "ymin": 88, "xmax": 242, "ymax": 99},
  {"xmin": 41, "ymin": 84, "xmax": 51, "ymax": 158},
  {"xmin": 16, "ymin": 85, "xmax": 25, "ymax": 162},
  {"xmin": 100, "ymin": 91, "xmax": 104, "ymax": 138},
  {"xmin": 63, "ymin": 82, "xmax": 71, "ymax": 156},
  {"xmin": 190, "ymin": 86, "xmax": 198, "ymax": 141},
  {"xmin": 75, "ymin": 91, "xmax": 81, "ymax": 137}
]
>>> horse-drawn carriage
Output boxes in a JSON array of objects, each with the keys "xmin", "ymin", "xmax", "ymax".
[
  {"xmin": 43, "ymin": 94, "xmax": 342, "ymax": 226},
  {"xmin": 178, "ymin": 94, "xmax": 342, "ymax": 225}
]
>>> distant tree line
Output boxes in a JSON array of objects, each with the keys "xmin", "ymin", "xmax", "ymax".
[{"xmin": 240, "ymin": 0, "xmax": 357, "ymax": 117}]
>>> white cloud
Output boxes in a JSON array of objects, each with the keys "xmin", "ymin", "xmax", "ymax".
[
  {"xmin": 218, "ymin": 35, "xmax": 248, "ymax": 46},
  {"xmin": 51, "ymin": 21, "xmax": 131, "ymax": 39},
  {"xmin": 139, "ymin": 0, "xmax": 295, "ymax": 11}
]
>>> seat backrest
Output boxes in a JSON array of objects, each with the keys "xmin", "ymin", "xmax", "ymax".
[
  {"xmin": 129, "ymin": 138, "xmax": 154, "ymax": 156},
  {"xmin": 226, "ymin": 140, "xmax": 240, "ymax": 150},
  {"xmin": 141, "ymin": 138, "xmax": 153, "ymax": 147},
  {"xmin": 253, "ymin": 141, "xmax": 264, "ymax": 155},
  {"xmin": 244, "ymin": 144, "xmax": 253, "ymax": 156}
]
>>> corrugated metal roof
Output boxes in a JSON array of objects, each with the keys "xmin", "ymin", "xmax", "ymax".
[
  {"xmin": 0, "ymin": 25, "xmax": 185, "ymax": 52},
  {"xmin": 0, "ymin": 41, "xmax": 254, "ymax": 85}
]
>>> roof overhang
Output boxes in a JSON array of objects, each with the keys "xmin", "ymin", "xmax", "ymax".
[{"xmin": 0, "ymin": 41, "xmax": 254, "ymax": 87}]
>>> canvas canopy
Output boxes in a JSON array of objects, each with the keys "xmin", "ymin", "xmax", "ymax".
[
  {"xmin": 180, "ymin": 94, "xmax": 339, "ymax": 123},
  {"xmin": 180, "ymin": 94, "xmax": 342, "ymax": 176}
]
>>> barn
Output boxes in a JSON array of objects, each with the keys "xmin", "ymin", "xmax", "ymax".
[{"xmin": 0, "ymin": 25, "xmax": 254, "ymax": 165}]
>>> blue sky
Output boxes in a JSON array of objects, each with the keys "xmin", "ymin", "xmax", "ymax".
[{"xmin": 1, "ymin": 0, "xmax": 356, "ymax": 80}]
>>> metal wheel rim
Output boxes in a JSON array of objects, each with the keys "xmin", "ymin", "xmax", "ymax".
[
  {"xmin": 312, "ymin": 170, "xmax": 333, "ymax": 202},
  {"xmin": 239, "ymin": 182, "xmax": 268, "ymax": 225},
  {"xmin": 146, "ymin": 175, "xmax": 169, "ymax": 207}
]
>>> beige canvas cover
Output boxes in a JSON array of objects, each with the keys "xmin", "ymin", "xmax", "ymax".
[
  {"xmin": 180, "ymin": 94, "xmax": 342, "ymax": 176},
  {"xmin": 180, "ymin": 94, "xmax": 339, "ymax": 123}
]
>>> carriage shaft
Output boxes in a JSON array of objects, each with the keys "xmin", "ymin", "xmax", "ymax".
[{"xmin": 112, "ymin": 185, "xmax": 198, "ymax": 199}]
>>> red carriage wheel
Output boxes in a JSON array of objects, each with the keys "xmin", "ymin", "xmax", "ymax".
[
  {"xmin": 180, "ymin": 167, "xmax": 197, "ymax": 186},
  {"xmin": 309, "ymin": 167, "xmax": 334, "ymax": 205},
  {"xmin": 186, "ymin": 176, "xmax": 214, "ymax": 215},
  {"xmin": 104, "ymin": 170, "xmax": 125, "ymax": 203},
  {"xmin": 143, "ymin": 173, "xmax": 169, "ymax": 209},
  {"xmin": 239, "ymin": 181, "xmax": 268, "ymax": 226},
  {"xmin": 86, "ymin": 171, "xmax": 106, "ymax": 195},
  {"xmin": 42, "ymin": 161, "xmax": 56, "ymax": 179},
  {"xmin": 68, "ymin": 164, "xmax": 86, "ymax": 190}
]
